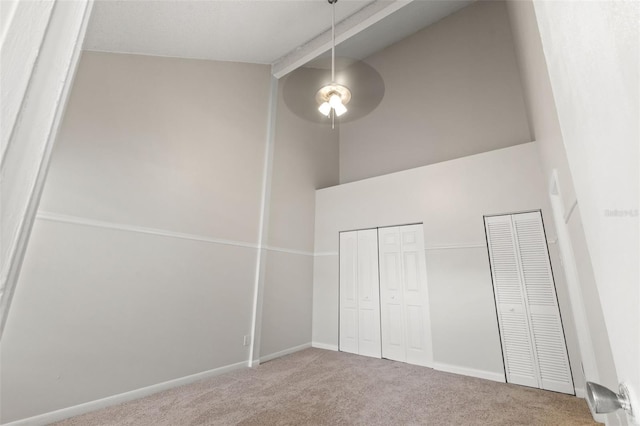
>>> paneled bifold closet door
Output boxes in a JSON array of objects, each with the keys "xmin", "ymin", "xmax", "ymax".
[
  {"xmin": 378, "ymin": 225, "xmax": 433, "ymax": 367},
  {"xmin": 339, "ymin": 229, "xmax": 381, "ymax": 358},
  {"xmin": 485, "ymin": 211, "xmax": 574, "ymax": 395}
]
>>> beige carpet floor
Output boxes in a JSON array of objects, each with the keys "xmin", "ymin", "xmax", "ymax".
[{"xmin": 53, "ymin": 348, "xmax": 596, "ymax": 425}]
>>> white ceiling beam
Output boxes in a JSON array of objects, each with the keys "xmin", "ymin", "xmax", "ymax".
[{"xmin": 271, "ymin": 0, "xmax": 414, "ymax": 79}]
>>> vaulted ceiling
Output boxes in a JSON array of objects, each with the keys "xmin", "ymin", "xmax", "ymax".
[{"xmin": 84, "ymin": 0, "xmax": 473, "ymax": 77}]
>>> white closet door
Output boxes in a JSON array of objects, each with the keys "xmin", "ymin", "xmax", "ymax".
[
  {"xmin": 339, "ymin": 230, "xmax": 381, "ymax": 358},
  {"xmin": 357, "ymin": 230, "xmax": 381, "ymax": 358},
  {"xmin": 399, "ymin": 225, "xmax": 432, "ymax": 366},
  {"xmin": 378, "ymin": 227, "xmax": 406, "ymax": 362},
  {"xmin": 512, "ymin": 212, "xmax": 573, "ymax": 394},
  {"xmin": 485, "ymin": 215, "xmax": 539, "ymax": 388},
  {"xmin": 485, "ymin": 212, "xmax": 573, "ymax": 394},
  {"xmin": 339, "ymin": 231, "xmax": 359, "ymax": 354},
  {"xmin": 379, "ymin": 225, "xmax": 432, "ymax": 366}
]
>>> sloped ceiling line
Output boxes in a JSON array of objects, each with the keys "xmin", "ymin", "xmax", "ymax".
[{"xmin": 271, "ymin": 0, "xmax": 414, "ymax": 78}]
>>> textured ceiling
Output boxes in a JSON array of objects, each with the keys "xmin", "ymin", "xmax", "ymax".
[
  {"xmin": 84, "ymin": 1, "xmax": 473, "ymax": 73},
  {"xmin": 84, "ymin": 0, "xmax": 374, "ymax": 64}
]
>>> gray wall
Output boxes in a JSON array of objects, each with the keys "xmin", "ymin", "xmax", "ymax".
[
  {"xmin": 314, "ymin": 143, "xmax": 583, "ymax": 386},
  {"xmin": 0, "ymin": 52, "xmax": 272, "ymax": 423},
  {"xmin": 1, "ymin": 50, "xmax": 339, "ymax": 423},
  {"xmin": 259, "ymin": 81, "xmax": 339, "ymax": 359},
  {"xmin": 339, "ymin": 0, "xmax": 531, "ymax": 183}
]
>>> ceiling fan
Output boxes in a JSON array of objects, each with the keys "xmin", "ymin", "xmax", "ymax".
[{"xmin": 282, "ymin": 0, "xmax": 385, "ymax": 128}]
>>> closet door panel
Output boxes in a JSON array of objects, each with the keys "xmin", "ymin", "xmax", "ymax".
[
  {"xmin": 357, "ymin": 229, "xmax": 381, "ymax": 358},
  {"xmin": 401, "ymin": 225, "xmax": 432, "ymax": 367},
  {"xmin": 485, "ymin": 212, "xmax": 574, "ymax": 394},
  {"xmin": 498, "ymin": 309, "xmax": 538, "ymax": 387},
  {"xmin": 406, "ymin": 305, "xmax": 424, "ymax": 350},
  {"xmin": 378, "ymin": 227, "xmax": 406, "ymax": 362},
  {"xmin": 529, "ymin": 310, "xmax": 573, "ymax": 392},
  {"xmin": 339, "ymin": 231, "xmax": 359, "ymax": 354},
  {"xmin": 379, "ymin": 225, "xmax": 432, "ymax": 366},
  {"xmin": 512, "ymin": 212, "xmax": 573, "ymax": 394},
  {"xmin": 485, "ymin": 215, "xmax": 539, "ymax": 388}
]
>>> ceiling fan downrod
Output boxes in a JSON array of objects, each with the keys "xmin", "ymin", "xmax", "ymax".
[{"xmin": 317, "ymin": 0, "xmax": 351, "ymax": 128}]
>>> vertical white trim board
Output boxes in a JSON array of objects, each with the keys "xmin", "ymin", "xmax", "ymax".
[
  {"xmin": 0, "ymin": 0, "xmax": 94, "ymax": 338},
  {"xmin": 248, "ymin": 75, "xmax": 278, "ymax": 367},
  {"xmin": 1, "ymin": 361, "xmax": 248, "ymax": 426}
]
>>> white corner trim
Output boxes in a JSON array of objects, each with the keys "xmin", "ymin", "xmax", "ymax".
[
  {"xmin": 260, "ymin": 342, "xmax": 312, "ymax": 363},
  {"xmin": 433, "ymin": 362, "xmax": 506, "ymax": 383},
  {"xmin": 36, "ymin": 211, "xmax": 260, "ymax": 250},
  {"xmin": 575, "ymin": 386, "xmax": 586, "ymax": 398},
  {"xmin": 0, "ymin": 0, "xmax": 94, "ymax": 339},
  {"xmin": 312, "ymin": 342, "xmax": 339, "ymax": 351},
  {"xmin": 248, "ymin": 76, "xmax": 279, "ymax": 367},
  {"xmin": 2, "ymin": 360, "xmax": 248, "ymax": 426}
]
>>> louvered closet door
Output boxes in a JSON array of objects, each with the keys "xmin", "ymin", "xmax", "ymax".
[
  {"xmin": 485, "ymin": 212, "xmax": 573, "ymax": 394},
  {"xmin": 485, "ymin": 215, "xmax": 539, "ymax": 388},
  {"xmin": 512, "ymin": 212, "xmax": 573, "ymax": 394}
]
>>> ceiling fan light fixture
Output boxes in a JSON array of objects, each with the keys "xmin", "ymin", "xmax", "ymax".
[
  {"xmin": 329, "ymin": 93, "xmax": 342, "ymax": 108},
  {"xmin": 333, "ymin": 99, "xmax": 347, "ymax": 117},
  {"xmin": 318, "ymin": 101, "xmax": 332, "ymax": 116},
  {"xmin": 315, "ymin": 0, "xmax": 351, "ymax": 124},
  {"xmin": 315, "ymin": 83, "xmax": 351, "ymax": 113}
]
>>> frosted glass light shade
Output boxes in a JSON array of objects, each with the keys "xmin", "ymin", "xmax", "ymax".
[
  {"xmin": 334, "ymin": 102, "xmax": 347, "ymax": 116},
  {"xmin": 316, "ymin": 83, "xmax": 351, "ymax": 118},
  {"xmin": 318, "ymin": 102, "xmax": 331, "ymax": 116},
  {"xmin": 329, "ymin": 94, "xmax": 342, "ymax": 108}
]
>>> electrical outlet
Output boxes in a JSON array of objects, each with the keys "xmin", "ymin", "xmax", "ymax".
[{"xmin": 243, "ymin": 335, "xmax": 250, "ymax": 346}]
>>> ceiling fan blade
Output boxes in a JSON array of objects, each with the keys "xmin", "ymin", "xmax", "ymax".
[{"xmin": 282, "ymin": 56, "xmax": 385, "ymax": 124}]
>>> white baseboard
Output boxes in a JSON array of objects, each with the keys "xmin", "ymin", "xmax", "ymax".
[
  {"xmin": 2, "ymin": 360, "xmax": 248, "ymax": 426},
  {"xmin": 312, "ymin": 342, "xmax": 338, "ymax": 351},
  {"xmin": 585, "ymin": 393, "xmax": 609, "ymax": 425},
  {"xmin": 260, "ymin": 342, "xmax": 312, "ymax": 363},
  {"xmin": 434, "ymin": 362, "xmax": 506, "ymax": 383},
  {"xmin": 577, "ymin": 388, "xmax": 609, "ymax": 424}
]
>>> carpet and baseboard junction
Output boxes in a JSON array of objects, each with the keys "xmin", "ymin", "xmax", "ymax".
[{"xmin": 41, "ymin": 348, "xmax": 596, "ymax": 425}]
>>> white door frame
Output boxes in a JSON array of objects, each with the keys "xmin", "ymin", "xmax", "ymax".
[{"xmin": 548, "ymin": 170, "xmax": 600, "ymax": 386}]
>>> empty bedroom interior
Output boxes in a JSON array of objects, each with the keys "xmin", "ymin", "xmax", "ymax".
[{"xmin": 0, "ymin": 0, "xmax": 637, "ymax": 425}]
